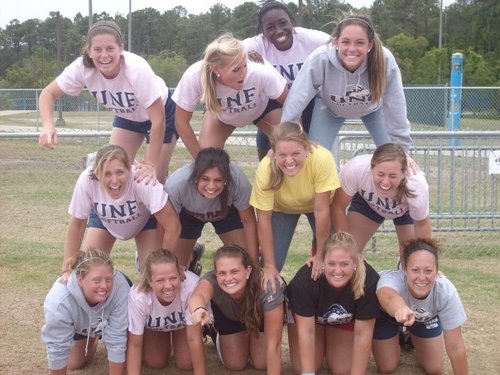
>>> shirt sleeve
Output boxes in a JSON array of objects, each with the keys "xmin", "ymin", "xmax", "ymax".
[
  {"xmin": 287, "ymin": 265, "xmax": 317, "ymax": 317},
  {"xmin": 249, "ymin": 158, "xmax": 275, "ymax": 211},
  {"xmin": 127, "ymin": 286, "xmax": 150, "ymax": 335}
]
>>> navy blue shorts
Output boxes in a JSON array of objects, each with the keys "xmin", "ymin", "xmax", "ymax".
[
  {"xmin": 348, "ymin": 193, "xmax": 414, "ymax": 226},
  {"xmin": 112, "ymin": 88, "xmax": 177, "ymax": 144},
  {"xmin": 179, "ymin": 205, "xmax": 243, "ymax": 240},
  {"xmin": 88, "ymin": 209, "xmax": 158, "ymax": 231},
  {"xmin": 373, "ymin": 310, "xmax": 443, "ymax": 340},
  {"xmin": 256, "ymin": 97, "xmax": 314, "ymax": 150},
  {"xmin": 211, "ymin": 301, "xmax": 264, "ymax": 335}
]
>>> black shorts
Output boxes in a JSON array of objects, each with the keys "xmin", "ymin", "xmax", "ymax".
[
  {"xmin": 253, "ymin": 98, "xmax": 282, "ymax": 125},
  {"xmin": 112, "ymin": 88, "xmax": 177, "ymax": 144},
  {"xmin": 179, "ymin": 205, "xmax": 243, "ymax": 240},
  {"xmin": 88, "ymin": 209, "xmax": 158, "ymax": 231},
  {"xmin": 348, "ymin": 193, "xmax": 413, "ymax": 226},
  {"xmin": 211, "ymin": 301, "xmax": 264, "ymax": 335}
]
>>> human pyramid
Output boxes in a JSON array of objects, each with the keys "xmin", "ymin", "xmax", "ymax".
[{"xmin": 38, "ymin": 2, "xmax": 468, "ymax": 374}]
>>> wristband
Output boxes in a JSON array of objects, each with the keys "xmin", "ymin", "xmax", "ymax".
[{"xmin": 193, "ymin": 306, "xmax": 208, "ymax": 313}]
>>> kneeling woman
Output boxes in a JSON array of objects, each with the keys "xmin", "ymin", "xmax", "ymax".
[
  {"xmin": 287, "ymin": 231, "xmax": 380, "ymax": 375},
  {"xmin": 127, "ymin": 249, "xmax": 206, "ymax": 375},
  {"xmin": 188, "ymin": 245, "xmax": 285, "ymax": 375},
  {"xmin": 372, "ymin": 238, "xmax": 468, "ymax": 375},
  {"xmin": 41, "ymin": 249, "xmax": 130, "ymax": 374}
]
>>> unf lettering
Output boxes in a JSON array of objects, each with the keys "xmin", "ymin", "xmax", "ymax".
[
  {"xmin": 274, "ymin": 63, "xmax": 304, "ymax": 82},
  {"xmin": 147, "ymin": 311, "xmax": 185, "ymax": 328},
  {"xmin": 91, "ymin": 90, "xmax": 136, "ymax": 108},
  {"xmin": 218, "ymin": 88, "xmax": 256, "ymax": 108},
  {"xmin": 92, "ymin": 200, "xmax": 138, "ymax": 218}
]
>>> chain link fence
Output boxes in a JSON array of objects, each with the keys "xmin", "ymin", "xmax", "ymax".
[{"xmin": 1, "ymin": 87, "xmax": 499, "ymax": 259}]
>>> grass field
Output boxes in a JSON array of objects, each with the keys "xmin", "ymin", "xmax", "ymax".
[{"xmin": 1, "ymin": 112, "xmax": 500, "ymax": 374}]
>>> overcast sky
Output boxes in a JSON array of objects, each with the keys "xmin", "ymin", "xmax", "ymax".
[{"xmin": 0, "ymin": 0, "xmax": 376, "ymax": 28}]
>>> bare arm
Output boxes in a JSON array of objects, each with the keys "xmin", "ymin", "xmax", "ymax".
[
  {"xmin": 310, "ymin": 191, "xmax": 332, "ymax": 280},
  {"xmin": 154, "ymin": 200, "xmax": 181, "ymax": 250},
  {"xmin": 351, "ymin": 319, "xmax": 376, "ymax": 375},
  {"xmin": 238, "ymin": 206, "xmax": 259, "ymax": 262},
  {"xmin": 377, "ymin": 287, "xmax": 415, "ymax": 326},
  {"xmin": 414, "ymin": 217, "xmax": 432, "ymax": 239},
  {"xmin": 62, "ymin": 216, "xmax": 87, "ymax": 273},
  {"xmin": 330, "ymin": 188, "xmax": 352, "ymax": 235},
  {"xmin": 444, "ymin": 327, "xmax": 468, "ymax": 375},
  {"xmin": 39, "ymin": 80, "xmax": 64, "ymax": 149},
  {"xmin": 137, "ymin": 97, "xmax": 166, "ymax": 183},
  {"xmin": 175, "ymin": 105, "xmax": 200, "ymax": 159},
  {"xmin": 125, "ymin": 333, "xmax": 143, "ymax": 375},
  {"xmin": 255, "ymin": 208, "xmax": 281, "ymax": 292},
  {"xmin": 186, "ymin": 324, "xmax": 207, "ymax": 375},
  {"xmin": 263, "ymin": 304, "xmax": 285, "ymax": 375},
  {"xmin": 108, "ymin": 361, "xmax": 125, "ymax": 375},
  {"xmin": 294, "ymin": 314, "xmax": 316, "ymax": 373},
  {"xmin": 188, "ymin": 279, "xmax": 214, "ymax": 326}
]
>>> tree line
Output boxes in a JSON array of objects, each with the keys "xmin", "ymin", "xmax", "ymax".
[{"xmin": 0, "ymin": 0, "xmax": 498, "ymax": 89}]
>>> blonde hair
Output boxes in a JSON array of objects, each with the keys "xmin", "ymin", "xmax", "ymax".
[
  {"xmin": 322, "ymin": 231, "xmax": 366, "ymax": 300},
  {"xmin": 370, "ymin": 143, "xmax": 416, "ymax": 203},
  {"xmin": 89, "ymin": 144, "xmax": 130, "ymax": 181},
  {"xmin": 266, "ymin": 122, "xmax": 313, "ymax": 190},
  {"xmin": 332, "ymin": 16, "xmax": 386, "ymax": 103},
  {"xmin": 82, "ymin": 20, "xmax": 124, "ymax": 68},
  {"xmin": 69, "ymin": 249, "xmax": 114, "ymax": 278},
  {"xmin": 200, "ymin": 33, "xmax": 247, "ymax": 115},
  {"xmin": 137, "ymin": 249, "xmax": 180, "ymax": 293}
]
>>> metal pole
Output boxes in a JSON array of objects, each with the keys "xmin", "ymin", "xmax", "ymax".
[
  {"xmin": 89, "ymin": 0, "xmax": 93, "ymax": 28},
  {"xmin": 448, "ymin": 52, "xmax": 464, "ymax": 146},
  {"xmin": 128, "ymin": 0, "xmax": 132, "ymax": 52}
]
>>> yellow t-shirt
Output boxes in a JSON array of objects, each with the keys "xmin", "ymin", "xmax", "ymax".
[{"xmin": 250, "ymin": 145, "xmax": 340, "ymax": 214}]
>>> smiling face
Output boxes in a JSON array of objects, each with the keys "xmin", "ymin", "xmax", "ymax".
[
  {"xmin": 78, "ymin": 264, "xmax": 114, "ymax": 306},
  {"xmin": 214, "ymin": 53, "xmax": 248, "ymax": 90},
  {"xmin": 334, "ymin": 24, "xmax": 373, "ymax": 72},
  {"xmin": 150, "ymin": 262, "xmax": 181, "ymax": 306},
  {"xmin": 261, "ymin": 8, "xmax": 294, "ymax": 51},
  {"xmin": 99, "ymin": 158, "xmax": 130, "ymax": 199},
  {"xmin": 215, "ymin": 256, "xmax": 251, "ymax": 300},
  {"xmin": 371, "ymin": 159, "xmax": 405, "ymax": 199},
  {"xmin": 405, "ymin": 250, "xmax": 438, "ymax": 299},
  {"xmin": 274, "ymin": 140, "xmax": 308, "ymax": 177},
  {"xmin": 196, "ymin": 166, "xmax": 226, "ymax": 199},
  {"xmin": 324, "ymin": 247, "xmax": 356, "ymax": 289},
  {"xmin": 88, "ymin": 33, "xmax": 124, "ymax": 78}
]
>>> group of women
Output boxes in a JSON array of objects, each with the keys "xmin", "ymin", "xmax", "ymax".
[{"xmin": 39, "ymin": 1, "xmax": 468, "ymax": 374}]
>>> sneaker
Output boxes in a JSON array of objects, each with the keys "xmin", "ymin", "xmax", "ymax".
[
  {"xmin": 399, "ymin": 326, "xmax": 414, "ymax": 350},
  {"xmin": 188, "ymin": 242, "xmax": 205, "ymax": 276},
  {"xmin": 202, "ymin": 323, "xmax": 218, "ymax": 345}
]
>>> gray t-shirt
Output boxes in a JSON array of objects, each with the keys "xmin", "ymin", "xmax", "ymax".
[
  {"xmin": 202, "ymin": 271, "xmax": 285, "ymax": 321},
  {"xmin": 377, "ymin": 269, "xmax": 466, "ymax": 330},
  {"xmin": 165, "ymin": 162, "xmax": 252, "ymax": 222}
]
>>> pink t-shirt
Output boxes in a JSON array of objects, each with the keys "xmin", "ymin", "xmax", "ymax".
[
  {"xmin": 68, "ymin": 166, "xmax": 167, "ymax": 240},
  {"xmin": 56, "ymin": 51, "xmax": 168, "ymax": 122},
  {"xmin": 339, "ymin": 154, "xmax": 429, "ymax": 220},
  {"xmin": 172, "ymin": 60, "xmax": 286, "ymax": 127},
  {"xmin": 128, "ymin": 271, "xmax": 200, "ymax": 334}
]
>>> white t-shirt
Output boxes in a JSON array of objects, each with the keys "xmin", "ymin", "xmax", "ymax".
[
  {"xmin": 377, "ymin": 269, "xmax": 467, "ymax": 330},
  {"xmin": 172, "ymin": 60, "xmax": 286, "ymax": 127},
  {"xmin": 56, "ymin": 51, "xmax": 169, "ymax": 122},
  {"xmin": 340, "ymin": 154, "xmax": 429, "ymax": 220},
  {"xmin": 68, "ymin": 166, "xmax": 167, "ymax": 240},
  {"xmin": 242, "ymin": 27, "xmax": 331, "ymax": 87},
  {"xmin": 128, "ymin": 271, "xmax": 199, "ymax": 334}
]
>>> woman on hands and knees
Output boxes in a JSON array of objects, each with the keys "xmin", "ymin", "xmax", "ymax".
[
  {"xmin": 127, "ymin": 249, "xmax": 206, "ymax": 375},
  {"xmin": 188, "ymin": 244, "xmax": 285, "ymax": 375},
  {"xmin": 372, "ymin": 238, "xmax": 468, "ymax": 375},
  {"xmin": 41, "ymin": 249, "xmax": 130, "ymax": 375},
  {"xmin": 287, "ymin": 231, "xmax": 380, "ymax": 375}
]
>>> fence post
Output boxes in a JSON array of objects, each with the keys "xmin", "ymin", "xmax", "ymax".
[{"xmin": 449, "ymin": 52, "xmax": 463, "ymax": 146}]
